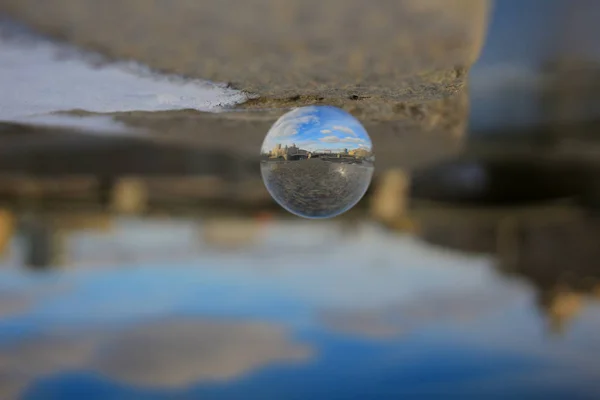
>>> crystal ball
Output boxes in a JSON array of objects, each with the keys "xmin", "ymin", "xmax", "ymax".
[{"xmin": 260, "ymin": 106, "xmax": 374, "ymax": 219}]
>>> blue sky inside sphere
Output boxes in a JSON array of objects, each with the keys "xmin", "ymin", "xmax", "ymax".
[{"xmin": 261, "ymin": 106, "xmax": 372, "ymax": 154}]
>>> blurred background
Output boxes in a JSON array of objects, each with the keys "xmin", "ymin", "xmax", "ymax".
[{"xmin": 1, "ymin": 0, "xmax": 600, "ymax": 398}]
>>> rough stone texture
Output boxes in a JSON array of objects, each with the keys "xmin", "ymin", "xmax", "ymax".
[
  {"xmin": 103, "ymin": 88, "xmax": 468, "ymax": 172},
  {"xmin": 0, "ymin": 0, "xmax": 490, "ymax": 112},
  {"xmin": 12, "ymin": 81, "xmax": 465, "ymax": 174},
  {"xmin": 0, "ymin": 0, "xmax": 485, "ymax": 210}
]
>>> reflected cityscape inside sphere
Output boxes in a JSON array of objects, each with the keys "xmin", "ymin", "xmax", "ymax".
[{"xmin": 261, "ymin": 106, "xmax": 374, "ymax": 218}]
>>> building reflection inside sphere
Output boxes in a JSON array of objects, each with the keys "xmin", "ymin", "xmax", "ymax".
[{"xmin": 260, "ymin": 106, "xmax": 374, "ymax": 219}]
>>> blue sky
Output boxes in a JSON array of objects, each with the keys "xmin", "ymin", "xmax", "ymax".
[
  {"xmin": 4, "ymin": 220, "xmax": 600, "ymax": 398},
  {"xmin": 261, "ymin": 106, "xmax": 372, "ymax": 153}
]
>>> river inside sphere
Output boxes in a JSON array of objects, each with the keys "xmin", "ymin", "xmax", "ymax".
[{"xmin": 260, "ymin": 106, "xmax": 374, "ymax": 219}]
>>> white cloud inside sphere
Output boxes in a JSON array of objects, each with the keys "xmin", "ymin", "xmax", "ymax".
[
  {"xmin": 341, "ymin": 137, "xmax": 365, "ymax": 143},
  {"xmin": 320, "ymin": 135, "xmax": 340, "ymax": 143},
  {"xmin": 332, "ymin": 126, "xmax": 357, "ymax": 136},
  {"xmin": 269, "ymin": 107, "xmax": 319, "ymax": 138}
]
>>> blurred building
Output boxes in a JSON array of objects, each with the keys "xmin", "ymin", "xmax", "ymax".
[
  {"xmin": 537, "ymin": 290, "xmax": 584, "ymax": 335},
  {"xmin": 0, "ymin": 209, "xmax": 14, "ymax": 259},
  {"xmin": 348, "ymin": 148, "xmax": 370, "ymax": 158},
  {"xmin": 406, "ymin": 204, "xmax": 600, "ymax": 333},
  {"xmin": 202, "ymin": 218, "xmax": 263, "ymax": 249},
  {"xmin": 270, "ymin": 143, "xmax": 309, "ymax": 160}
]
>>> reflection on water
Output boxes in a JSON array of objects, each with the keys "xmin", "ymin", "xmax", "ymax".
[
  {"xmin": 413, "ymin": 206, "xmax": 600, "ymax": 333},
  {"xmin": 260, "ymin": 106, "xmax": 374, "ymax": 218},
  {"xmin": 2, "ymin": 208, "xmax": 600, "ymax": 398},
  {"xmin": 409, "ymin": 155, "xmax": 590, "ymax": 205},
  {"xmin": 0, "ymin": 318, "xmax": 311, "ymax": 397}
]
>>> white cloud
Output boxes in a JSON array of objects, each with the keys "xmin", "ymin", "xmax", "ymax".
[
  {"xmin": 268, "ymin": 107, "xmax": 319, "ymax": 138},
  {"xmin": 0, "ymin": 283, "xmax": 71, "ymax": 318},
  {"xmin": 318, "ymin": 286, "xmax": 525, "ymax": 339},
  {"xmin": 332, "ymin": 126, "xmax": 357, "ymax": 136},
  {"xmin": 320, "ymin": 129, "xmax": 332, "ymax": 134},
  {"xmin": 0, "ymin": 319, "xmax": 313, "ymax": 397},
  {"xmin": 295, "ymin": 140, "xmax": 334, "ymax": 151},
  {"xmin": 320, "ymin": 136, "xmax": 341, "ymax": 143},
  {"xmin": 340, "ymin": 137, "xmax": 365, "ymax": 143}
]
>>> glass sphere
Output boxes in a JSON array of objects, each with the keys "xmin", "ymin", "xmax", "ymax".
[{"xmin": 260, "ymin": 106, "xmax": 374, "ymax": 219}]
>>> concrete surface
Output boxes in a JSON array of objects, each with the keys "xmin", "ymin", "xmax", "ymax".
[{"xmin": 0, "ymin": 0, "xmax": 490, "ymax": 116}]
